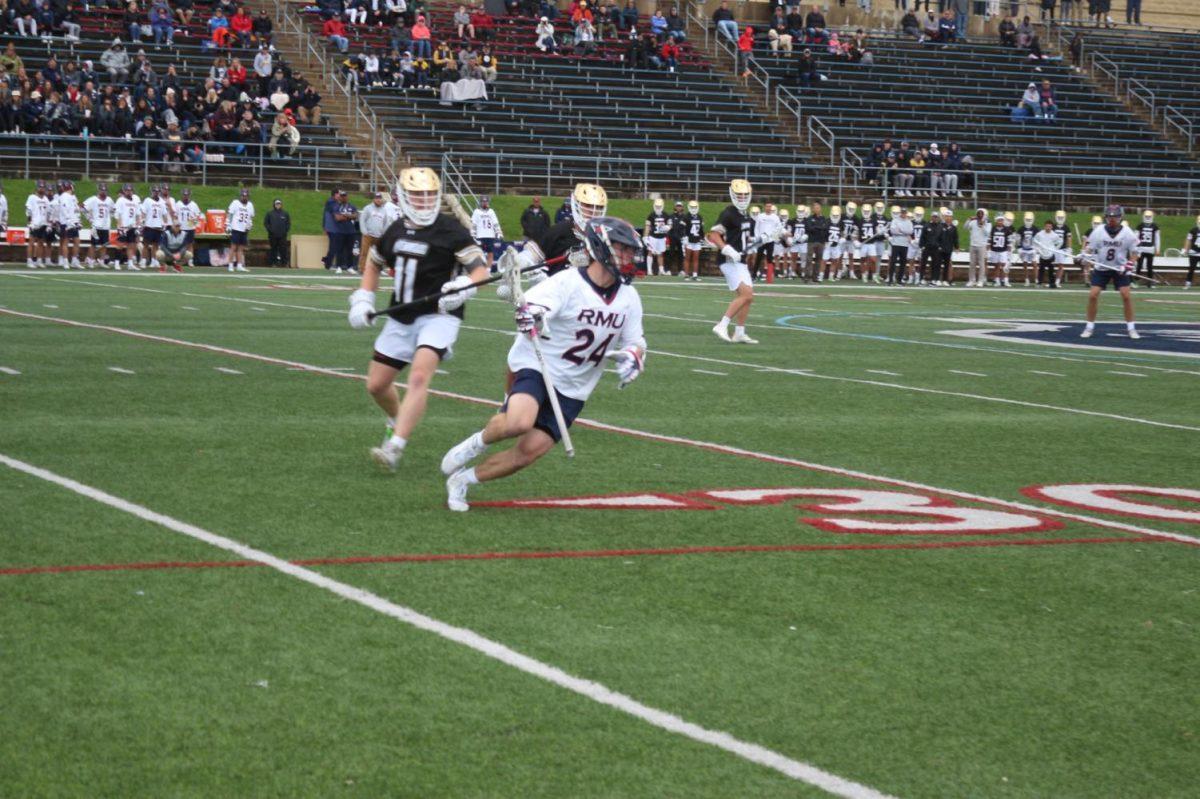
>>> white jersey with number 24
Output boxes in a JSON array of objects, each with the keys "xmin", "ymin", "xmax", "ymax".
[
  {"xmin": 1085, "ymin": 225, "xmax": 1139, "ymax": 271},
  {"xmin": 507, "ymin": 267, "xmax": 646, "ymax": 402}
]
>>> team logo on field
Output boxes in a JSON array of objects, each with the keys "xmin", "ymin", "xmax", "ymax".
[{"xmin": 938, "ymin": 320, "xmax": 1200, "ymax": 358}]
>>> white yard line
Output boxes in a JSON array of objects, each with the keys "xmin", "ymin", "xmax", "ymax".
[
  {"xmin": 691, "ymin": 369, "xmax": 728, "ymax": 376},
  {"xmin": 0, "ymin": 451, "xmax": 896, "ymax": 799},
  {"xmin": 0, "ymin": 367, "xmax": 21, "ymax": 375},
  {"xmin": 214, "ymin": 367, "xmax": 244, "ymax": 375},
  {"xmin": 948, "ymin": 370, "xmax": 988, "ymax": 377},
  {"xmin": 1030, "ymin": 370, "xmax": 1066, "ymax": 377},
  {"xmin": 181, "ymin": 306, "xmax": 200, "ymax": 311},
  {"xmin": 1109, "ymin": 371, "xmax": 1148, "ymax": 378},
  {"xmin": 249, "ymin": 307, "xmax": 267, "ymax": 312},
  {"xmin": 107, "ymin": 367, "xmax": 136, "ymax": 375},
  {"xmin": 866, "ymin": 370, "xmax": 901, "ymax": 377},
  {"xmin": 110, "ymin": 304, "xmax": 129, "ymax": 310},
  {"xmin": 3, "ymin": 307, "xmax": 1197, "ymax": 547}
]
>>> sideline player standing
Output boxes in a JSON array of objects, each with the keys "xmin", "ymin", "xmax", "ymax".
[
  {"xmin": 987, "ymin": 212, "xmax": 1014, "ymax": 287},
  {"xmin": 1016, "ymin": 211, "xmax": 1037, "ymax": 286},
  {"xmin": 358, "ymin": 190, "xmax": 393, "ymax": 275},
  {"xmin": 347, "ymin": 167, "xmax": 488, "ymax": 470},
  {"xmin": 139, "ymin": 185, "xmax": 168, "ymax": 271},
  {"xmin": 1052, "ymin": 209, "xmax": 1072, "ymax": 288},
  {"xmin": 113, "ymin": 184, "xmax": 142, "ymax": 270},
  {"xmin": 470, "ymin": 195, "xmax": 504, "ymax": 272},
  {"xmin": 709, "ymin": 179, "xmax": 757, "ymax": 343},
  {"xmin": 682, "ymin": 200, "xmax": 704, "ymax": 280},
  {"xmin": 226, "ymin": 189, "xmax": 254, "ymax": 272},
  {"xmin": 54, "ymin": 181, "xmax": 83, "ymax": 269},
  {"xmin": 1184, "ymin": 215, "xmax": 1200, "ymax": 289},
  {"xmin": 1033, "ymin": 220, "xmax": 1061, "ymax": 287},
  {"xmin": 175, "ymin": 188, "xmax": 202, "ymax": 266},
  {"xmin": 25, "ymin": 182, "xmax": 50, "ymax": 269},
  {"xmin": 886, "ymin": 206, "xmax": 913, "ymax": 285},
  {"xmin": 644, "ymin": 198, "xmax": 670, "ymax": 276},
  {"xmin": 440, "ymin": 216, "xmax": 646, "ymax": 511},
  {"xmin": 1134, "ymin": 209, "xmax": 1160, "ymax": 286},
  {"xmin": 1081, "ymin": 205, "xmax": 1140, "ymax": 339},
  {"xmin": 0, "ymin": 181, "xmax": 7, "ymax": 244},
  {"xmin": 83, "ymin": 183, "xmax": 115, "ymax": 269}
]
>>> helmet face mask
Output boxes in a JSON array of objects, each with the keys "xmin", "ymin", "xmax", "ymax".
[
  {"xmin": 779, "ymin": 208, "xmax": 789, "ymax": 220},
  {"xmin": 687, "ymin": 200, "xmax": 699, "ymax": 214},
  {"xmin": 652, "ymin": 198, "xmax": 664, "ymax": 213},
  {"xmin": 582, "ymin": 216, "xmax": 644, "ymax": 286},
  {"xmin": 397, "ymin": 167, "xmax": 442, "ymax": 227},
  {"xmin": 571, "ymin": 182, "xmax": 608, "ymax": 230},
  {"xmin": 1143, "ymin": 209, "xmax": 1154, "ymax": 224},
  {"xmin": 1054, "ymin": 210, "xmax": 1066, "ymax": 225},
  {"xmin": 797, "ymin": 205, "xmax": 808, "ymax": 219},
  {"xmin": 845, "ymin": 201, "xmax": 858, "ymax": 216},
  {"xmin": 914, "ymin": 206, "xmax": 925, "ymax": 221},
  {"xmin": 729, "ymin": 179, "xmax": 752, "ymax": 212},
  {"xmin": 830, "ymin": 205, "xmax": 842, "ymax": 223},
  {"xmin": 1024, "ymin": 212, "xmax": 1034, "ymax": 225},
  {"xmin": 1103, "ymin": 204, "xmax": 1123, "ymax": 231}
]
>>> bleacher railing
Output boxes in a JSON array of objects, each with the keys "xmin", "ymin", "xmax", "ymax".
[{"xmin": 0, "ymin": 133, "xmax": 365, "ymax": 188}]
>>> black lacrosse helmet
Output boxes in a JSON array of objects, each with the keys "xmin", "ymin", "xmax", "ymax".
[
  {"xmin": 582, "ymin": 216, "xmax": 644, "ymax": 285},
  {"xmin": 1104, "ymin": 203, "xmax": 1124, "ymax": 232}
]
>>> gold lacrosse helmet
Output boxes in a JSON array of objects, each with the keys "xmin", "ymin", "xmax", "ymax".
[
  {"xmin": 729, "ymin": 179, "xmax": 752, "ymax": 212},
  {"xmin": 571, "ymin": 183, "xmax": 608, "ymax": 230},
  {"xmin": 396, "ymin": 167, "xmax": 442, "ymax": 227}
]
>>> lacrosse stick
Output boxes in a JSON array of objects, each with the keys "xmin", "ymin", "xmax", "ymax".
[
  {"xmin": 504, "ymin": 262, "xmax": 575, "ymax": 459},
  {"xmin": 368, "ymin": 253, "xmax": 567, "ymax": 321},
  {"xmin": 1042, "ymin": 246, "xmax": 1167, "ymax": 285}
]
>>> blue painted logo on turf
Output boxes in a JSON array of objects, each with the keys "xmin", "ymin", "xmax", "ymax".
[{"xmin": 939, "ymin": 321, "xmax": 1200, "ymax": 359}]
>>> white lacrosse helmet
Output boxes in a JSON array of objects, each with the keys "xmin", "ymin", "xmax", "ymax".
[
  {"xmin": 652, "ymin": 198, "xmax": 664, "ymax": 213},
  {"xmin": 687, "ymin": 200, "xmax": 699, "ymax": 214},
  {"xmin": 873, "ymin": 201, "xmax": 885, "ymax": 216},
  {"xmin": 830, "ymin": 205, "xmax": 842, "ymax": 223},
  {"xmin": 1054, "ymin": 210, "xmax": 1066, "ymax": 225},
  {"xmin": 571, "ymin": 183, "xmax": 608, "ymax": 231},
  {"xmin": 779, "ymin": 208, "xmax": 789, "ymax": 220},
  {"xmin": 1024, "ymin": 211, "xmax": 1035, "ymax": 225},
  {"xmin": 729, "ymin": 178, "xmax": 752, "ymax": 212},
  {"xmin": 914, "ymin": 206, "xmax": 925, "ymax": 221},
  {"xmin": 1143, "ymin": 209, "xmax": 1154, "ymax": 223},
  {"xmin": 796, "ymin": 204, "xmax": 809, "ymax": 219},
  {"xmin": 845, "ymin": 201, "xmax": 858, "ymax": 216}
]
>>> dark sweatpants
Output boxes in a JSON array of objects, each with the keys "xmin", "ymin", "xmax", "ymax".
[{"xmin": 887, "ymin": 245, "xmax": 907, "ymax": 284}]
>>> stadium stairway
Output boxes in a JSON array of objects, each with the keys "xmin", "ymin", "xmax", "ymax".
[
  {"xmin": 288, "ymin": 0, "xmax": 830, "ymax": 201},
  {"xmin": 1, "ymin": 4, "xmax": 366, "ymax": 188}
]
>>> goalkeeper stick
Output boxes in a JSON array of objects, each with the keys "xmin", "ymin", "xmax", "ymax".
[
  {"xmin": 367, "ymin": 253, "xmax": 567, "ymax": 321},
  {"xmin": 504, "ymin": 260, "xmax": 575, "ymax": 459}
]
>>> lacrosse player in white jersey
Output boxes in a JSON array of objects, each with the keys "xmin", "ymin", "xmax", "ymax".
[
  {"xmin": 54, "ymin": 181, "xmax": 83, "ymax": 269},
  {"xmin": 226, "ymin": 189, "xmax": 255, "ymax": 272},
  {"xmin": 441, "ymin": 216, "xmax": 646, "ymax": 511},
  {"xmin": 1081, "ymin": 205, "xmax": 1140, "ymax": 339},
  {"xmin": 0, "ymin": 181, "xmax": 7, "ymax": 244},
  {"xmin": 112, "ymin": 184, "xmax": 142, "ymax": 270},
  {"xmin": 1051, "ymin": 210, "xmax": 1072, "ymax": 288},
  {"xmin": 138, "ymin": 185, "xmax": 169, "ymax": 270},
  {"xmin": 174, "ymin": 188, "xmax": 202, "ymax": 266},
  {"xmin": 1016, "ymin": 211, "xmax": 1038, "ymax": 286},
  {"xmin": 709, "ymin": 179, "xmax": 759, "ymax": 343},
  {"xmin": 83, "ymin": 183, "xmax": 115, "ymax": 268},
  {"xmin": 785, "ymin": 205, "xmax": 808, "ymax": 279},
  {"xmin": 25, "ymin": 181, "xmax": 51, "ymax": 268},
  {"xmin": 470, "ymin": 195, "xmax": 504, "ymax": 271}
]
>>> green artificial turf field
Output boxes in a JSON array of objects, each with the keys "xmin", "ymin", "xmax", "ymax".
[{"xmin": 1, "ymin": 268, "xmax": 1197, "ymax": 798}]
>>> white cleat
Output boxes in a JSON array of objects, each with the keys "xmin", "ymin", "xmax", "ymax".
[
  {"xmin": 370, "ymin": 439, "xmax": 404, "ymax": 471},
  {"xmin": 446, "ymin": 469, "xmax": 471, "ymax": 512},
  {"xmin": 1128, "ymin": 329, "xmax": 1141, "ymax": 340},
  {"xmin": 1080, "ymin": 328, "xmax": 1094, "ymax": 339},
  {"xmin": 441, "ymin": 433, "xmax": 486, "ymax": 476},
  {"xmin": 235, "ymin": 264, "xmax": 249, "ymax": 273},
  {"xmin": 227, "ymin": 264, "xmax": 235, "ymax": 272},
  {"xmin": 731, "ymin": 331, "xmax": 759, "ymax": 344},
  {"xmin": 1183, "ymin": 281, "xmax": 1191, "ymax": 290},
  {"xmin": 712, "ymin": 324, "xmax": 732, "ymax": 342}
]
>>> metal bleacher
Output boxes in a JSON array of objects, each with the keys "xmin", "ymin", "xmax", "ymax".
[{"xmin": 1, "ymin": 4, "xmax": 365, "ymax": 187}]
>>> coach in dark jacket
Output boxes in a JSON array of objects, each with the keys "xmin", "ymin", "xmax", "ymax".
[
  {"xmin": 802, "ymin": 202, "xmax": 830, "ymax": 281},
  {"xmin": 933, "ymin": 211, "xmax": 959, "ymax": 284},
  {"xmin": 520, "ymin": 197, "xmax": 550, "ymax": 240},
  {"xmin": 264, "ymin": 198, "xmax": 291, "ymax": 266}
]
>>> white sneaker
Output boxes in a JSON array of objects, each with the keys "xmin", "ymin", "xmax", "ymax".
[
  {"xmin": 235, "ymin": 264, "xmax": 249, "ymax": 273},
  {"xmin": 731, "ymin": 331, "xmax": 758, "ymax": 344},
  {"xmin": 346, "ymin": 268, "xmax": 359, "ymax": 275},
  {"xmin": 1024, "ymin": 279, "xmax": 1030, "ymax": 286},
  {"xmin": 441, "ymin": 432, "xmax": 487, "ymax": 476},
  {"xmin": 113, "ymin": 262, "xmax": 122, "ymax": 270},
  {"xmin": 1128, "ymin": 329, "xmax": 1141, "ymax": 340},
  {"xmin": 72, "ymin": 258, "xmax": 82, "ymax": 269},
  {"xmin": 1184, "ymin": 281, "xmax": 1191, "ymax": 290},
  {"xmin": 1080, "ymin": 328, "xmax": 1094, "ymax": 339},
  {"xmin": 334, "ymin": 267, "xmax": 344, "ymax": 274},
  {"xmin": 370, "ymin": 438, "xmax": 404, "ymax": 471},
  {"xmin": 446, "ymin": 469, "xmax": 471, "ymax": 512},
  {"xmin": 227, "ymin": 264, "xmax": 235, "ymax": 272},
  {"xmin": 712, "ymin": 324, "xmax": 732, "ymax": 342},
  {"xmin": 26, "ymin": 260, "xmax": 35, "ymax": 269}
]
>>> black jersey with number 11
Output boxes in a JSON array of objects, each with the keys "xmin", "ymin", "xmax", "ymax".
[{"xmin": 370, "ymin": 214, "xmax": 480, "ymax": 324}]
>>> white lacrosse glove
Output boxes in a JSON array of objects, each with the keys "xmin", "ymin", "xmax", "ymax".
[
  {"xmin": 437, "ymin": 275, "xmax": 477, "ymax": 313},
  {"xmin": 721, "ymin": 244, "xmax": 741, "ymax": 264},
  {"xmin": 606, "ymin": 346, "xmax": 644, "ymax": 390},
  {"xmin": 515, "ymin": 303, "xmax": 544, "ymax": 335},
  {"xmin": 348, "ymin": 288, "xmax": 375, "ymax": 329}
]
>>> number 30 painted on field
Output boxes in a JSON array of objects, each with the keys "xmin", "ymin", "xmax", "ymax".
[
  {"xmin": 1022, "ymin": 484, "xmax": 1200, "ymax": 524},
  {"xmin": 691, "ymin": 489, "xmax": 1061, "ymax": 536}
]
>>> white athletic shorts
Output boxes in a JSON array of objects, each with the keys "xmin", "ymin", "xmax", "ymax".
[
  {"xmin": 860, "ymin": 242, "xmax": 882, "ymax": 258},
  {"xmin": 790, "ymin": 243, "xmax": 807, "ymax": 255},
  {"xmin": 987, "ymin": 251, "xmax": 1010, "ymax": 266},
  {"xmin": 773, "ymin": 242, "xmax": 786, "ymax": 257},
  {"xmin": 1055, "ymin": 252, "xmax": 1074, "ymax": 265},
  {"xmin": 906, "ymin": 246, "xmax": 921, "ymax": 259},
  {"xmin": 1019, "ymin": 248, "xmax": 1035, "ymax": 261},
  {"xmin": 373, "ymin": 313, "xmax": 461, "ymax": 366},
  {"xmin": 824, "ymin": 242, "xmax": 842, "ymax": 261},
  {"xmin": 645, "ymin": 236, "xmax": 667, "ymax": 255},
  {"xmin": 720, "ymin": 261, "xmax": 753, "ymax": 291},
  {"xmin": 684, "ymin": 241, "xmax": 702, "ymax": 252}
]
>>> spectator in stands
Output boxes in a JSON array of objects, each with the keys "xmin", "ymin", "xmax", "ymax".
[
  {"xmin": 230, "ymin": 6, "xmax": 253, "ymax": 48},
  {"xmin": 59, "ymin": 5, "xmax": 82, "ymax": 41},
  {"xmin": 252, "ymin": 9, "xmax": 272, "ymax": 45},
  {"xmin": 471, "ymin": 8, "xmax": 494, "ymax": 42},
  {"xmin": 535, "ymin": 16, "xmax": 556, "ymax": 52},
  {"xmin": 934, "ymin": 9, "xmax": 956, "ymax": 43},
  {"xmin": 453, "ymin": 4, "xmax": 470, "ymax": 38},
  {"xmin": 411, "ymin": 14, "xmax": 431, "ymax": 58},
  {"xmin": 574, "ymin": 18, "xmax": 597, "ymax": 55},
  {"xmin": 1027, "ymin": 33, "xmax": 1047, "ymax": 63},
  {"xmin": 1126, "ymin": 0, "xmax": 1140, "ymax": 24},
  {"xmin": 900, "ymin": 9, "xmax": 920, "ymax": 38},
  {"xmin": 344, "ymin": 0, "xmax": 367, "ymax": 25},
  {"xmin": 1091, "ymin": 0, "xmax": 1112, "ymax": 28},
  {"xmin": 1038, "ymin": 78, "xmax": 1057, "ymax": 121},
  {"xmin": 431, "ymin": 40, "xmax": 454, "ymax": 76},
  {"xmin": 649, "ymin": 9, "xmax": 666, "ymax": 42},
  {"xmin": 125, "ymin": 2, "xmax": 146, "ymax": 43},
  {"xmin": 209, "ymin": 8, "xmax": 235, "ymax": 49},
  {"xmin": 998, "ymin": 15, "xmax": 1016, "ymax": 46},
  {"xmin": 910, "ymin": 147, "xmax": 928, "ymax": 195},
  {"xmin": 736, "ymin": 26, "xmax": 754, "ymax": 80},
  {"xmin": 1019, "ymin": 81, "xmax": 1040, "ymax": 118},
  {"xmin": 1040, "ymin": 0, "xmax": 1056, "ymax": 22},
  {"xmin": 455, "ymin": 39, "xmax": 476, "ymax": 70},
  {"xmin": 253, "ymin": 45, "xmax": 272, "ymax": 97},
  {"xmin": 1068, "ymin": 30, "xmax": 1083, "ymax": 73},
  {"xmin": 478, "ymin": 45, "xmax": 497, "ymax": 82},
  {"xmin": 173, "ymin": 0, "xmax": 195, "ymax": 27},
  {"xmin": 150, "ymin": 3, "xmax": 174, "ymax": 46},
  {"xmin": 769, "ymin": 13, "xmax": 793, "ymax": 52},
  {"xmin": 227, "ymin": 56, "xmax": 247, "ymax": 87},
  {"xmin": 323, "ymin": 14, "xmax": 350, "ymax": 53},
  {"xmin": 362, "ymin": 48, "xmax": 380, "ymax": 86},
  {"xmin": 570, "ymin": 0, "xmax": 593, "ymax": 24},
  {"xmin": 596, "ymin": 1, "xmax": 617, "ymax": 39},
  {"xmin": 390, "ymin": 19, "xmax": 411, "ymax": 53},
  {"xmin": 234, "ymin": 107, "xmax": 259, "ymax": 153},
  {"xmin": 658, "ymin": 36, "xmax": 679, "ymax": 71},
  {"xmin": 666, "ymin": 6, "xmax": 685, "ymax": 41},
  {"xmin": 617, "ymin": 0, "xmax": 635, "ymax": 30},
  {"xmin": 804, "ymin": 5, "xmax": 825, "ymax": 41},
  {"xmin": 1015, "ymin": 16, "xmax": 1033, "ymax": 49},
  {"xmin": 11, "ymin": 0, "xmax": 37, "ymax": 37},
  {"xmin": 102, "ymin": 39, "xmax": 131, "ymax": 82},
  {"xmin": 268, "ymin": 111, "xmax": 299, "ymax": 157},
  {"xmin": 1, "ymin": 43, "xmax": 23, "ymax": 74},
  {"xmin": 794, "ymin": 46, "xmax": 817, "ymax": 87},
  {"xmin": 712, "ymin": 0, "xmax": 736, "ymax": 42},
  {"xmin": 928, "ymin": 142, "xmax": 945, "ymax": 196}
]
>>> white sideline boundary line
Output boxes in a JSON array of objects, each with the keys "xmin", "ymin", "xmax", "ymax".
[
  {"xmin": 2, "ymin": 307, "xmax": 1197, "ymax": 548},
  {"xmin": 0, "ymin": 452, "xmax": 895, "ymax": 799},
  {"xmin": 10, "ymin": 275, "xmax": 1200, "ymax": 432}
]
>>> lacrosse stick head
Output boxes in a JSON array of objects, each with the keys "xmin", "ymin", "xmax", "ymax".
[{"xmin": 502, "ymin": 253, "xmax": 526, "ymax": 306}]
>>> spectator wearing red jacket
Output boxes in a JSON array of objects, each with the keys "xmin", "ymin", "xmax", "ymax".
[
  {"xmin": 737, "ymin": 26, "xmax": 754, "ymax": 79},
  {"xmin": 323, "ymin": 16, "xmax": 350, "ymax": 53},
  {"xmin": 227, "ymin": 57, "xmax": 247, "ymax": 86},
  {"xmin": 470, "ymin": 9, "xmax": 494, "ymax": 42},
  {"xmin": 230, "ymin": 7, "xmax": 254, "ymax": 48},
  {"xmin": 659, "ymin": 39, "xmax": 679, "ymax": 72}
]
